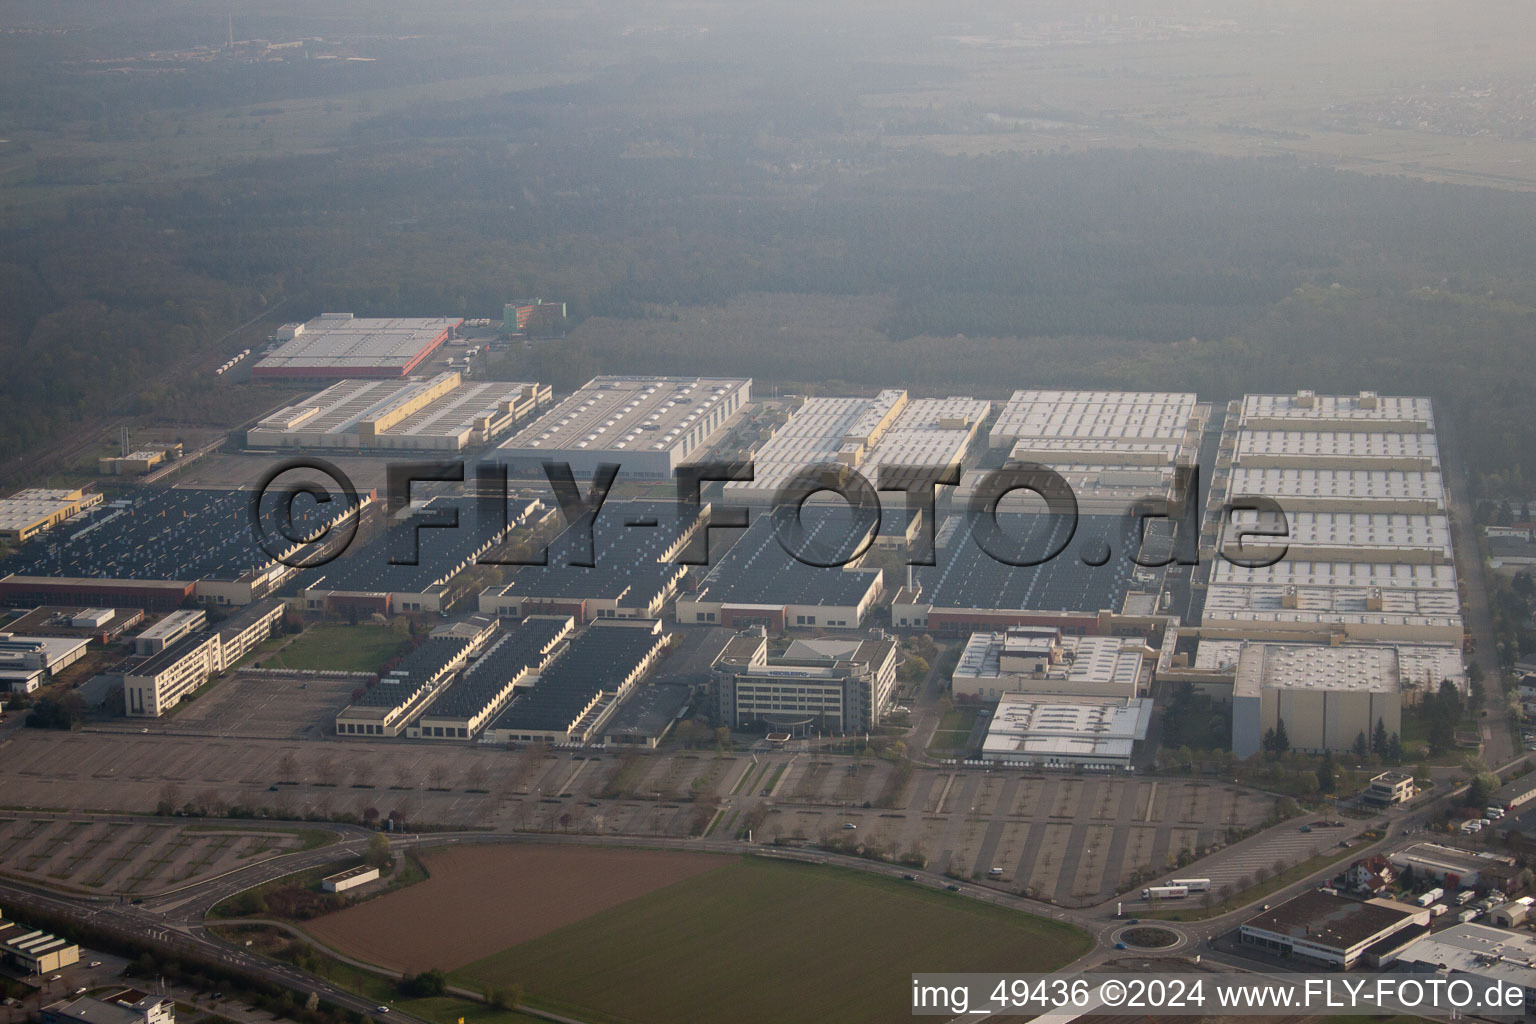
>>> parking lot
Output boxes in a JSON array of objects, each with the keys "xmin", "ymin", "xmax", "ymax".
[
  {"xmin": 124, "ymin": 671, "xmax": 360, "ymax": 740},
  {"xmin": 0, "ymin": 726, "xmax": 1283, "ymax": 904},
  {"xmin": 752, "ymin": 772, "xmax": 1274, "ymax": 906},
  {"xmin": 0, "ymin": 816, "xmax": 312, "ymax": 895}
]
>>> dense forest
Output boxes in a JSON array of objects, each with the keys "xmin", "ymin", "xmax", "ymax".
[{"xmin": 4, "ymin": 8, "xmax": 1536, "ymax": 485}]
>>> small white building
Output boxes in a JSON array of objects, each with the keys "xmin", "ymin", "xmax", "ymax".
[
  {"xmin": 134, "ymin": 610, "xmax": 208, "ymax": 655},
  {"xmin": 0, "ymin": 633, "xmax": 91, "ymax": 692},
  {"xmin": 321, "ymin": 865, "xmax": 380, "ymax": 893}
]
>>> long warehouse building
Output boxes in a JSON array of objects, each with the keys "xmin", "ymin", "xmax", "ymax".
[
  {"xmin": 247, "ymin": 373, "xmax": 550, "ymax": 451},
  {"xmin": 496, "ymin": 375, "xmax": 751, "ymax": 480},
  {"xmin": 253, "ymin": 314, "xmax": 462, "ymax": 381}
]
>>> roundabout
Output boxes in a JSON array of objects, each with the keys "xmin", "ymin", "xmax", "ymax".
[{"xmin": 1109, "ymin": 923, "xmax": 1187, "ymax": 953}]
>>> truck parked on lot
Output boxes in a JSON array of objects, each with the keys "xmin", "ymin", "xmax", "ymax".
[
  {"xmin": 1170, "ymin": 878, "xmax": 1212, "ymax": 893},
  {"xmin": 1416, "ymin": 887, "xmax": 1445, "ymax": 907},
  {"xmin": 1142, "ymin": 885, "xmax": 1190, "ymax": 900}
]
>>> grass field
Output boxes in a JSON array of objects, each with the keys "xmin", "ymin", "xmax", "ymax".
[
  {"xmin": 211, "ymin": 924, "xmax": 548, "ymax": 1024},
  {"xmin": 927, "ymin": 707, "xmax": 980, "ymax": 755},
  {"xmin": 250, "ymin": 625, "xmax": 409, "ymax": 673},
  {"xmin": 452, "ymin": 856, "xmax": 1091, "ymax": 1024}
]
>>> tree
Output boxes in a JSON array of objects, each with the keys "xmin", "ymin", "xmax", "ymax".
[
  {"xmin": 714, "ymin": 726, "xmax": 730, "ymax": 752},
  {"xmin": 1387, "ymin": 733, "xmax": 1404, "ymax": 764},
  {"xmin": 1272, "ymin": 719, "xmax": 1290, "ymax": 754},
  {"xmin": 1469, "ymin": 772, "xmax": 1499, "ymax": 808},
  {"xmin": 366, "ymin": 832, "xmax": 392, "ymax": 870},
  {"xmin": 487, "ymin": 985, "xmax": 523, "ymax": 1010},
  {"xmin": 1317, "ymin": 750, "xmax": 1337, "ymax": 794},
  {"xmin": 1372, "ymin": 718, "xmax": 1389, "ymax": 756},
  {"xmin": 1429, "ymin": 714, "xmax": 1455, "ymax": 755},
  {"xmin": 1353, "ymin": 731, "xmax": 1369, "ymax": 759},
  {"xmin": 25, "ymin": 695, "xmax": 83, "ymax": 730},
  {"xmin": 1439, "ymin": 679, "xmax": 1464, "ymax": 720}
]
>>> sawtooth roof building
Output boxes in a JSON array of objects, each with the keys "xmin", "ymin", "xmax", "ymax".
[
  {"xmin": 725, "ymin": 390, "xmax": 990, "ymax": 504},
  {"xmin": 984, "ymin": 389, "xmax": 1207, "ymax": 515},
  {"xmin": 495, "ymin": 375, "xmax": 751, "ymax": 480},
  {"xmin": 1190, "ymin": 390, "xmax": 1468, "ymax": 754},
  {"xmin": 0, "ymin": 487, "xmax": 362, "ymax": 609},
  {"xmin": 893, "ymin": 512, "xmax": 1167, "ymax": 636},
  {"xmin": 478, "ymin": 499, "xmax": 703, "ymax": 624},
  {"xmin": 675, "ymin": 510, "xmax": 885, "ymax": 632}
]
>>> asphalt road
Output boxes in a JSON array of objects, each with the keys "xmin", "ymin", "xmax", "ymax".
[{"xmin": 1440, "ymin": 409, "xmax": 1514, "ymax": 765}]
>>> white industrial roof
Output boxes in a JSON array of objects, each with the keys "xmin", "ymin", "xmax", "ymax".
[
  {"xmin": 1239, "ymin": 392, "xmax": 1434, "ymax": 429},
  {"xmin": 1234, "ymin": 430, "xmax": 1441, "ymax": 465},
  {"xmin": 0, "ymin": 490, "xmax": 91, "ymax": 532},
  {"xmin": 1392, "ymin": 924, "xmax": 1536, "ymax": 988},
  {"xmin": 990, "ymin": 389, "xmax": 1198, "ymax": 448},
  {"xmin": 1228, "ymin": 468, "xmax": 1445, "ymax": 505},
  {"xmin": 980, "ymin": 694, "xmax": 1152, "ymax": 760},
  {"xmin": 1232, "ymin": 642, "xmax": 1400, "ymax": 697},
  {"xmin": 728, "ymin": 391, "xmax": 988, "ymax": 499},
  {"xmin": 1224, "ymin": 510, "xmax": 1452, "ymax": 558},
  {"xmin": 0, "ymin": 633, "xmax": 91, "ymax": 662},
  {"xmin": 499, "ymin": 375, "xmax": 748, "ymax": 455},
  {"xmin": 954, "ymin": 630, "xmax": 1145, "ymax": 689},
  {"xmin": 254, "ymin": 316, "xmax": 459, "ymax": 373},
  {"xmin": 251, "ymin": 374, "xmax": 543, "ymax": 446}
]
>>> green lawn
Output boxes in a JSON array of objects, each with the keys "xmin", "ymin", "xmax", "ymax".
[
  {"xmin": 453, "ymin": 856, "xmax": 1091, "ymax": 1024},
  {"xmin": 250, "ymin": 625, "xmax": 410, "ymax": 673},
  {"xmin": 927, "ymin": 707, "xmax": 980, "ymax": 754},
  {"xmin": 210, "ymin": 924, "xmax": 546, "ymax": 1024}
]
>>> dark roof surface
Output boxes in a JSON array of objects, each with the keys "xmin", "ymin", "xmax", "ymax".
[
  {"xmin": 350, "ymin": 636, "xmax": 469, "ymax": 707},
  {"xmin": 1243, "ymin": 891, "xmax": 1415, "ymax": 948},
  {"xmin": 694, "ymin": 509, "xmax": 883, "ymax": 607},
  {"xmin": 495, "ymin": 500, "xmax": 693, "ymax": 603},
  {"xmin": 303, "ymin": 496, "xmax": 502, "ymax": 595},
  {"xmin": 417, "ymin": 616, "xmax": 570, "ymax": 720},
  {"xmin": 915, "ymin": 512, "xmax": 1152, "ymax": 613},
  {"xmin": 1, "ymin": 488, "xmax": 339, "ymax": 583},
  {"xmin": 491, "ymin": 625, "xmax": 664, "ymax": 733},
  {"xmin": 604, "ymin": 682, "xmax": 693, "ymax": 739}
]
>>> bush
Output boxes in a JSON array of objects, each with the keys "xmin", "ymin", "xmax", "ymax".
[{"xmin": 400, "ymin": 969, "xmax": 447, "ymax": 998}]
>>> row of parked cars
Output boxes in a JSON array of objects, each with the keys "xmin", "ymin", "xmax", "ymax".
[{"xmin": 1460, "ymin": 805, "xmax": 1507, "ymax": 834}]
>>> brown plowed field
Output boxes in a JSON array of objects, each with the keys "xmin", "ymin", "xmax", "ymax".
[{"xmin": 305, "ymin": 844, "xmax": 729, "ymax": 972}]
